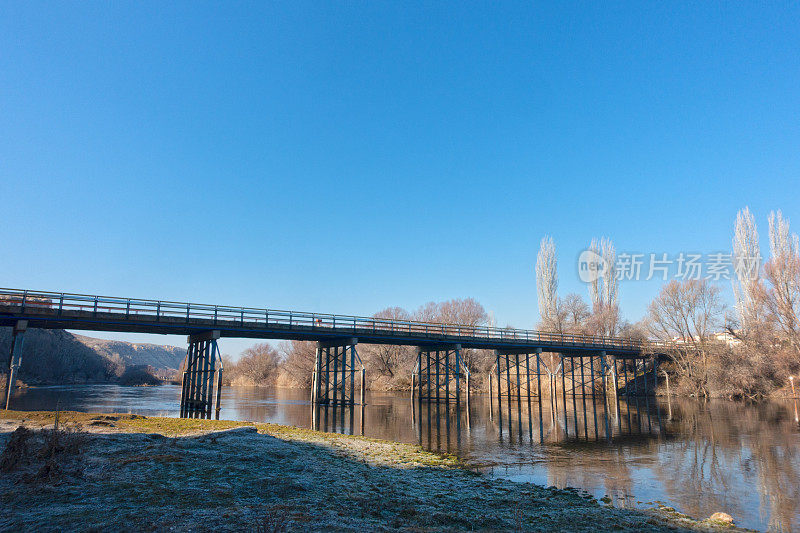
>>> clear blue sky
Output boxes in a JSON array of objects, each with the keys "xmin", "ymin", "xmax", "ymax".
[{"xmin": 2, "ymin": 3, "xmax": 798, "ymax": 357}]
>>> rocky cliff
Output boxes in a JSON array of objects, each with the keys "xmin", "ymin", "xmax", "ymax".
[{"xmin": 0, "ymin": 328, "xmax": 185, "ymax": 385}]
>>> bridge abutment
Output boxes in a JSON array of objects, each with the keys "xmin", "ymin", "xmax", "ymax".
[
  {"xmin": 180, "ymin": 330, "xmax": 224, "ymax": 419},
  {"xmin": 312, "ymin": 338, "xmax": 364, "ymax": 406},
  {"xmin": 4, "ymin": 320, "xmax": 27, "ymax": 410}
]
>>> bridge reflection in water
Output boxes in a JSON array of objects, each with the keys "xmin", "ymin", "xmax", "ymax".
[
  {"xmin": 308, "ymin": 390, "xmax": 663, "ymax": 454},
  {"xmin": 411, "ymin": 351, "xmax": 663, "ymax": 449},
  {"xmin": 413, "ymin": 400, "xmax": 471, "ymax": 451},
  {"xmin": 412, "ymin": 394, "xmax": 662, "ymax": 451},
  {"xmin": 311, "ymin": 402, "xmax": 366, "ymax": 436}
]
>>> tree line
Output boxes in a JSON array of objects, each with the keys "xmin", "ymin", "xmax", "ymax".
[
  {"xmin": 535, "ymin": 207, "xmax": 799, "ymax": 399},
  {"xmin": 225, "ymin": 207, "xmax": 798, "ymax": 400},
  {"xmin": 222, "ymin": 298, "xmax": 495, "ymax": 391}
]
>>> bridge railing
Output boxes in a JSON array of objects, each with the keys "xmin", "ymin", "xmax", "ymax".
[{"xmin": 0, "ymin": 288, "xmax": 673, "ymax": 351}]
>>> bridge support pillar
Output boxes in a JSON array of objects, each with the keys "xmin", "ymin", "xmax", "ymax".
[
  {"xmin": 490, "ymin": 348, "xmax": 542, "ymax": 441},
  {"xmin": 556, "ymin": 352, "xmax": 612, "ymax": 439},
  {"xmin": 561, "ymin": 354, "xmax": 607, "ymax": 397},
  {"xmin": 180, "ymin": 330, "xmax": 224, "ymax": 419},
  {"xmin": 491, "ymin": 348, "xmax": 542, "ymax": 408},
  {"xmin": 4, "ymin": 320, "xmax": 27, "ymax": 410},
  {"xmin": 412, "ymin": 344, "xmax": 468, "ymax": 403},
  {"xmin": 312, "ymin": 338, "xmax": 363, "ymax": 405}
]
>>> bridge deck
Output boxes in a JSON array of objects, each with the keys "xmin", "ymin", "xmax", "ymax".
[{"xmin": 0, "ymin": 289, "xmax": 666, "ymax": 357}]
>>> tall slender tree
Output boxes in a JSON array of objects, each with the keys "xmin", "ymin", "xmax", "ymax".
[
  {"xmin": 731, "ymin": 206, "xmax": 763, "ymax": 333},
  {"xmin": 765, "ymin": 210, "xmax": 800, "ymax": 353},
  {"xmin": 588, "ymin": 238, "xmax": 601, "ymax": 307},
  {"xmin": 588, "ymin": 237, "xmax": 619, "ymax": 336},
  {"xmin": 536, "ymin": 236, "xmax": 559, "ymax": 331}
]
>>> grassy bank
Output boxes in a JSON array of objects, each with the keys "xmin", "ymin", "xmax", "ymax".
[{"xmin": 0, "ymin": 410, "xmax": 744, "ymax": 532}]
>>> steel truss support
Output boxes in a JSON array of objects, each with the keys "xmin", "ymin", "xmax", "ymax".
[
  {"xmin": 412, "ymin": 344, "xmax": 469, "ymax": 404},
  {"xmin": 489, "ymin": 348, "xmax": 543, "ymax": 441},
  {"xmin": 4, "ymin": 320, "xmax": 27, "ymax": 410},
  {"xmin": 312, "ymin": 337, "xmax": 364, "ymax": 406},
  {"xmin": 180, "ymin": 330, "xmax": 224, "ymax": 419},
  {"xmin": 555, "ymin": 352, "xmax": 609, "ymax": 440},
  {"xmin": 490, "ymin": 348, "xmax": 542, "ymax": 398},
  {"xmin": 558, "ymin": 354, "xmax": 603, "ymax": 398},
  {"xmin": 596, "ymin": 351, "xmax": 613, "ymax": 440}
]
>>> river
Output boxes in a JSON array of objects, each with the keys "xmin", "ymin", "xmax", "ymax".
[{"xmin": 8, "ymin": 384, "xmax": 800, "ymax": 532}]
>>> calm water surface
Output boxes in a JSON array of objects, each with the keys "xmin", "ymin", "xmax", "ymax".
[{"xmin": 10, "ymin": 385, "xmax": 800, "ymax": 532}]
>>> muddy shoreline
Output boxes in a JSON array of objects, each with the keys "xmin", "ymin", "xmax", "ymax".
[{"xmin": 0, "ymin": 411, "xmax": 744, "ymax": 531}]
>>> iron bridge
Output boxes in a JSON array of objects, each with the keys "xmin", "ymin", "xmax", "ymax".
[{"xmin": 1, "ymin": 288, "xmax": 672, "ymax": 418}]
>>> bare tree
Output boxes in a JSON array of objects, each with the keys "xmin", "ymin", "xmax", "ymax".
[
  {"xmin": 413, "ymin": 298, "xmax": 490, "ymax": 372},
  {"xmin": 764, "ymin": 210, "xmax": 800, "ymax": 353},
  {"xmin": 279, "ymin": 340, "xmax": 317, "ymax": 387},
  {"xmin": 561, "ymin": 293, "xmax": 590, "ymax": 333},
  {"xmin": 646, "ymin": 279, "xmax": 725, "ymax": 396},
  {"xmin": 232, "ymin": 342, "xmax": 282, "ymax": 386},
  {"xmin": 587, "ymin": 237, "xmax": 620, "ymax": 336},
  {"xmin": 428, "ymin": 298, "xmax": 489, "ymax": 330},
  {"xmin": 220, "ymin": 354, "xmax": 236, "ymax": 385},
  {"xmin": 536, "ymin": 236, "xmax": 559, "ymax": 331},
  {"xmin": 589, "ymin": 304, "xmax": 621, "ymax": 338},
  {"xmin": 588, "ymin": 238, "xmax": 602, "ymax": 308},
  {"xmin": 732, "ymin": 206, "xmax": 764, "ymax": 333},
  {"xmin": 601, "ymin": 237, "xmax": 618, "ymax": 308},
  {"xmin": 717, "ymin": 207, "xmax": 799, "ymax": 397},
  {"xmin": 359, "ymin": 307, "xmax": 415, "ymax": 381},
  {"xmin": 617, "ymin": 319, "xmax": 648, "ymax": 342},
  {"xmin": 413, "ymin": 301, "xmax": 440, "ymax": 322}
]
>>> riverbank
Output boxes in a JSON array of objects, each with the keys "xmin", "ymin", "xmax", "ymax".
[{"xmin": 0, "ymin": 410, "xmax": 745, "ymax": 532}]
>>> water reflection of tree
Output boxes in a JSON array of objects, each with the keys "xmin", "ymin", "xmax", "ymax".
[
  {"xmin": 541, "ymin": 403, "xmax": 661, "ymax": 508},
  {"xmin": 655, "ymin": 400, "xmax": 799, "ymax": 532},
  {"xmin": 489, "ymin": 395, "xmax": 800, "ymax": 530},
  {"xmin": 483, "ymin": 396, "xmax": 662, "ymax": 506}
]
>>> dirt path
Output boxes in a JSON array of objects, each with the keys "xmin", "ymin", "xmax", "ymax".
[{"xmin": 0, "ymin": 411, "xmax": 743, "ymax": 532}]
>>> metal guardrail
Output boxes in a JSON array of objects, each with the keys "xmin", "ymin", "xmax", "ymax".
[{"xmin": 0, "ymin": 288, "xmax": 674, "ymax": 351}]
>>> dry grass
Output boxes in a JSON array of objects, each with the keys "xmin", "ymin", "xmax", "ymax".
[
  {"xmin": 115, "ymin": 453, "xmax": 182, "ymax": 466},
  {"xmin": 0, "ymin": 409, "xmax": 464, "ymax": 469},
  {"xmin": 0, "ymin": 411, "xmax": 87, "ymax": 484},
  {"xmin": 255, "ymin": 507, "xmax": 290, "ymax": 533},
  {"xmin": 0, "ymin": 425, "xmax": 32, "ymax": 472}
]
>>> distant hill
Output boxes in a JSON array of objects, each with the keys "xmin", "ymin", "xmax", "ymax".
[
  {"xmin": 72, "ymin": 334, "xmax": 185, "ymax": 374},
  {"xmin": 0, "ymin": 328, "xmax": 185, "ymax": 385}
]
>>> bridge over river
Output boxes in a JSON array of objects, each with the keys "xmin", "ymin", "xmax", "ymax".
[{"xmin": 1, "ymin": 288, "xmax": 669, "ymax": 419}]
